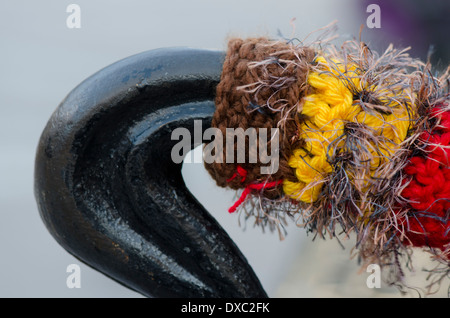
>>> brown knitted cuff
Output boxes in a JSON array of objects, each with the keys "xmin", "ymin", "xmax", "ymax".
[{"xmin": 204, "ymin": 38, "xmax": 315, "ymax": 199}]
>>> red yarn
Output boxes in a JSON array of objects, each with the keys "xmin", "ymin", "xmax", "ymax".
[
  {"xmin": 226, "ymin": 165, "xmax": 248, "ymax": 183},
  {"xmin": 228, "ymin": 180, "xmax": 283, "ymax": 213},
  {"xmin": 400, "ymin": 103, "xmax": 450, "ymax": 252}
]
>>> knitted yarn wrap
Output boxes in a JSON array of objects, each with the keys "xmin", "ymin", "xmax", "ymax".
[
  {"xmin": 205, "ymin": 38, "xmax": 314, "ymax": 196},
  {"xmin": 204, "ymin": 35, "xmax": 450, "ymax": 292}
]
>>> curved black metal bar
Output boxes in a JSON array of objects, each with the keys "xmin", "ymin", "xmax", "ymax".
[{"xmin": 34, "ymin": 48, "xmax": 268, "ymax": 298}]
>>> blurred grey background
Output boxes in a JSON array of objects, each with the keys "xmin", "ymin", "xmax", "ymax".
[{"xmin": 0, "ymin": 0, "xmax": 448, "ymax": 297}]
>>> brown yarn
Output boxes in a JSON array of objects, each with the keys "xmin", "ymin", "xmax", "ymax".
[{"xmin": 204, "ymin": 37, "xmax": 315, "ymax": 199}]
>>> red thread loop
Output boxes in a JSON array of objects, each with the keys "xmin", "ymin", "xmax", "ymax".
[
  {"xmin": 228, "ymin": 180, "xmax": 283, "ymax": 213},
  {"xmin": 226, "ymin": 165, "xmax": 248, "ymax": 183}
]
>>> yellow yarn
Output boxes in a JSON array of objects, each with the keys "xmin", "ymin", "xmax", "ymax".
[{"xmin": 283, "ymin": 56, "xmax": 413, "ymax": 202}]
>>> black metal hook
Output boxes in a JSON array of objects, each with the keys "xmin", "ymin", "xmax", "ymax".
[{"xmin": 34, "ymin": 48, "xmax": 268, "ymax": 298}]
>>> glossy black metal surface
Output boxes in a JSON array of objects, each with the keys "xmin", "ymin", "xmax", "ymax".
[{"xmin": 34, "ymin": 48, "xmax": 268, "ymax": 297}]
